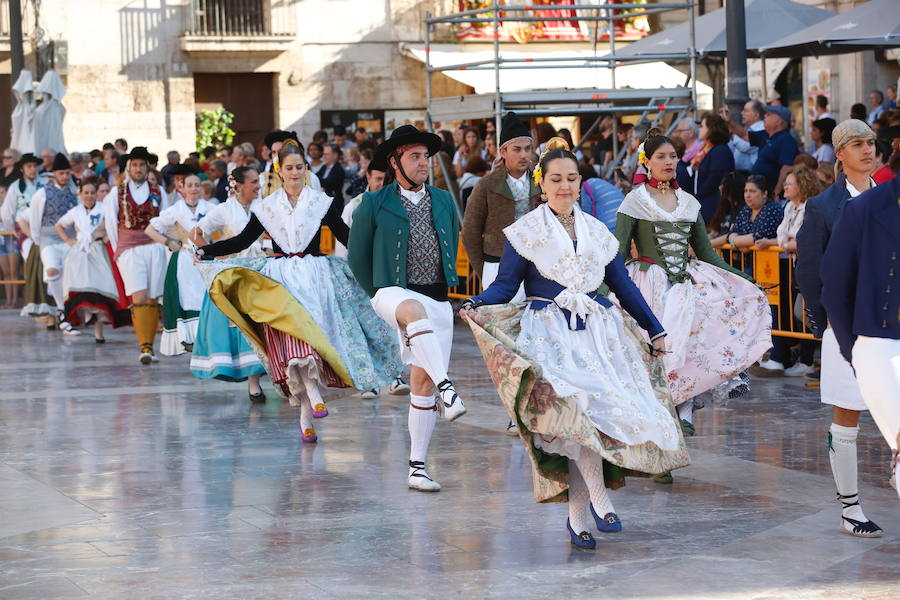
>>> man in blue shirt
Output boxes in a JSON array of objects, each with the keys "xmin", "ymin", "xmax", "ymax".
[{"xmin": 749, "ymin": 105, "xmax": 798, "ymax": 197}]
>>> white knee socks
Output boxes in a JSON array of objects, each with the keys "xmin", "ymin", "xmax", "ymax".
[
  {"xmin": 408, "ymin": 394, "xmax": 436, "ymax": 464},
  {"xmin": 574, "ymin": 450, "xmax": 615, "ymax": 517},
  {"xmin": 829, "ymin": 423, "xmax": 869, "ymax": 522},
  {"xmin": 299, "ymin": 397, "xmax": 313, "ymax": 432},
  {"xmin": 677, "ymin": 401, "xmax": 694, "ymax": 424},
  {"xmin": 300, "ymin": 371, "xmax": 324, "ymax": 407},
  {"xmin": 568, "ymin": 459, "xmax": 592, "ymax": 533},
  {"xmin": 48, "ymin": 277, "xmax": 65, "ymax": 313},
  {"xmin": 405, "ymin": 319, "xmax": 449, "ymax": 387}
]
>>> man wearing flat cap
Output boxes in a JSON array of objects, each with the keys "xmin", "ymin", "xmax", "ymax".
[
  {"xmin": 796, "ymin": 118, "xmax": 884, "ymax": 538},
  {"xmin": 462, "ymin": 112, "xmax": 540, "ymax": 301},
  {"xmin": 104, "ymin": 146, "xmax": 170, "ymax": 364},
  {"xmin": 18, "ymin": 153, "xmax": 80, "ymax": 333},
  {"xmin": 348, "ymin": 125, "xmax": 467, "ymax": 492},
  {"xmin": 749, "ymin": 104, "xmax": 799, "ymax": 197}
]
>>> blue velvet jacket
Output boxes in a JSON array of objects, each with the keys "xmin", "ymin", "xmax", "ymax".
[
  {"xmin": 469, "ymin": 240, "xmax": 665, "ymax": 338},
  {"xmin": 822, "ymin": 176, "xmax": 900, "ymax": 362},
  {"xmin": 796, "ymin": 175, "xmax": 851, "ymax": 336}
]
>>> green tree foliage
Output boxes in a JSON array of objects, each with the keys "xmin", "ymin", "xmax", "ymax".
[{"xmin": 195, "ymin": 107, "xmax": 236, "ymax": 153}]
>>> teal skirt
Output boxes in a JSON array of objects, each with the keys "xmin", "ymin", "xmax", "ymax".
[{"xmin": 190, "ymin": 293, "xmax": 266, "ymax": 382}]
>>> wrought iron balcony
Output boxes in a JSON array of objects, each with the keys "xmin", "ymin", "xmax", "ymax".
[{"xmin": 182, "ymin": 0, "xmax": 296, "ymax": 51}]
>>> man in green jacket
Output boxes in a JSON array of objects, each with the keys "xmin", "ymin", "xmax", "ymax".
[{"xmin": 348, "ymin": 125, "xmax": 466, "ymax": 493}]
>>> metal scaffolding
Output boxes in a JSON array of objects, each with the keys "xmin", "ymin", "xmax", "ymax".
[{"xmin": 423, "ymin": 1, "xmax": 699, "ymax": 194}]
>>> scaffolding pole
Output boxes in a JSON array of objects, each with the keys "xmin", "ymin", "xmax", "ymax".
[{"xmin": 423, "ymin": 0, "xmax": 698, "ymax": 166}]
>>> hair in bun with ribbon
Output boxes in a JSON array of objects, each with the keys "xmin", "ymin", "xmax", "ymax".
[
  {"xmin": 276, "ymin": 138, "xmax": 306, "ymax": 176},
  {"xmin": 533, "ymin": 136, "xmax": 577, "ymax": 185}
]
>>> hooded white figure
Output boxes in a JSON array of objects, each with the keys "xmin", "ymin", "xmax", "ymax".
[
  {"xmin": 33, "ymin": 70, "xmax": 67, "ymax": 156},
  {"xmin": 11, "ymin": 69, "xmax": 35, "ymax": 154}
]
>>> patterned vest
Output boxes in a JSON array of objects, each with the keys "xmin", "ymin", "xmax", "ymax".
[
  {"xmin": 41, "ymin": 184, "xmax": 77, "ymax": 227},
  {"xmin": 401, "ymin": 189, "xmax": 443, "ymax": 285},
  {"xmin": 118, "ymin": 182, "xmax": 162, "ymax": 230}
]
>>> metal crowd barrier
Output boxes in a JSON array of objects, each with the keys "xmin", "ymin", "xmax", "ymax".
[{"xmin": 321, "ymin": 228, "xmax": 816, "ymax": 342}]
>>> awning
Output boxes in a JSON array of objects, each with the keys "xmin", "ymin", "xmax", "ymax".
[
  {"xmin": 614, "ymin": 0, "xmax": 835, "ymax": 59},
  {"xmin": 760, "ymin": 0, "xmax": 900, "ymax": 57},
  {"xmin": 401, "ymin": 43, "xmax": 712, "ymax": 104}
]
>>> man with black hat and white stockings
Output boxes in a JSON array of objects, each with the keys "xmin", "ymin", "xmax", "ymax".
[
  {"xmin": 103, "ymin": 146, "xmax": 170, "ymax": 364},
  {"xmin": 796, "ymin": 119, "xmax": 884, "ymax": 537},
  {"xmin": 348, "ymin": 125, "xmax": 466, "ymax": 492},
  {"xmin": 19, "ymin": 152, "xmax": 80, "ymax": 334},
  {"xmin": 336, "ymin": 150, "xmax": 410, "ymax": 399},
  {"xmin": 463, "ymin": 112, "xmax": 540, "ymax": 302}
]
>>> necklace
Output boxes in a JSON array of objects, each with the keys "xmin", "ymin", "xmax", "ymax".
[
  {"xmin": 556, "ymin": 212, "xmax": 575, "ymax": 229},
  {"xmin": 647, "ymin": 176, "xmax": 678, "ymax": 192}
]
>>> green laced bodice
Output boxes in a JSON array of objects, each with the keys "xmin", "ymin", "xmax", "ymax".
[
  {"xmin": 615, "ymin": 214, "xmax": 753, "ymax": 284},
  {"xmin": 649, "ymin": 221, "xmax": 693, "ymax": 283}
]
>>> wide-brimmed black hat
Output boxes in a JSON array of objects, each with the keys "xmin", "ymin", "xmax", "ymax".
[
  {"xmin": 51, "ymin": 152, "xmax": 71, "ymax": 172},
  {"xmin": 375, "ymin": 125, "xmax": 442, "ymax": 166},
  {"xmin": 170, "ymin": 163, "xmax": 199, "ymax": 176},
  {"xmin": 264, "ymin": 129, "xmax": 299, "ymax": 149},
  {"xmin": 17, "ymin": 153, "xmax": 41, "ymax": 168},
  {"xmin": 125, "ymin": 146, "xmax": 153, "ymax": 162},
  {"xmin": 499, "ymin": 112, "xmax": 532, "ymax": 147}
]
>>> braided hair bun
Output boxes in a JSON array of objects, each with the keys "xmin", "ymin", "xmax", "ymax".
[
  {"xmin": 544, "ymin": 136, "xmax": 570, "ymax": 152},
  {"xmin": 534, "ymin": 136, "xmax": 578, "ymax": 183},
  {"xmin": 644, "ymin": 127, "xmax": 663, "ymax": 142}
]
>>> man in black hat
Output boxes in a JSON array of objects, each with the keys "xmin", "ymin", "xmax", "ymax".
[
  {"xmin": 18, "ymin": 153, "xmax": 80, "ymax": 334},
  {"xmin": 462, "ymin": 112, "xmax": 539, "ymax": 300},
  {"xmin": 103, "ymin": 146, "xmax": 170, "ymax": 364},
  {"xmin": 348, "ymin": 125, "xmax": 467, "ymax": 492},
  {"xmin": 336, "ymin": 150, "xmax": 410, "ymax": 399}
]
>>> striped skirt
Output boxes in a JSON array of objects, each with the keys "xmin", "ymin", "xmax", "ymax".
[{"xmin": 260, "ymin": 323, "xmax": 346, "ymax": 389}]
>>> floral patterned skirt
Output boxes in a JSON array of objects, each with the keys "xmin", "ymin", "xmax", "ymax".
[
  {"xmin": 625, "ymin": 260, "xmax": 771, "ymax": 405},
  {"xmin": 463, "ymin": 303, "xmax": 689, "ymax": 503}
]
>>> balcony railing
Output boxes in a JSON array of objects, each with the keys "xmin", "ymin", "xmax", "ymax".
[{"xmin": 185, "ymin": 0, "xmax": 295, "ymax": 37}]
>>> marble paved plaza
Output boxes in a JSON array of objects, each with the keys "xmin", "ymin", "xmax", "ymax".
[{"xmin": 0, "ymin": 309, "xmax": 898, "ymax": 599}]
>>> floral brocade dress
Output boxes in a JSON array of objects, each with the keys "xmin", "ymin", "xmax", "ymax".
[{"xmin": 615, "ymin": 185, "xmax": 771, "ymax": 405}]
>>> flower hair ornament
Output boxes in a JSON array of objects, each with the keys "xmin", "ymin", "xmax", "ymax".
[
  {"xmin": 227, "ymin": 173, "xmax": 237, "ymax": 198},
  {"xmin": 532, "ymin": 136, "xmax": 571, "ymax": 185},
  {"xmin": 272, "ymin": 153, "xmax": 280, "ymax": 175},
  {"xmin": 637, "ymin": 142, "xmax": 647, "ymax": 166}
]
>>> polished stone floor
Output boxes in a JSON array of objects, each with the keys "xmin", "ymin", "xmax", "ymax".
[{"xmin": 0, "ymin": 309, "xmax": 898, "ymax": 599}]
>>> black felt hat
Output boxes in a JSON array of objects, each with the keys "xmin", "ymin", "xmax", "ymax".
[
  {"xmin": 125, "ymin": 146, "xmax": 153, "ymax": 163},
  {"xmin": 499, "ymin": 112, "xmax": 532, "ymax": 147},
  {"xmin": 17, "ymin": 153, "xmax": 41, "ymax": 167},
  {"xmin": 51, "ymin": 152, "xmax": 71, "ymax": 172},
  {"xmin": 264, "ymin": 130, "xmax": 299, "ymax": 149},
  {"xmin": 368, "ymin": 151, "xmax": 389, "ymax": 173},
  {"xmin": 170, "ymin": 163, "xmax": 199, "ymax": 176},
  {"xmin": 375, "ymin": 125, "xmax": 442, "ymax": 167}
]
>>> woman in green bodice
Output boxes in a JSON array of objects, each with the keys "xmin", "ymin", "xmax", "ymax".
[{"xmin": 615, "ymin": 128, "xmax": 771, "ymax": 436}]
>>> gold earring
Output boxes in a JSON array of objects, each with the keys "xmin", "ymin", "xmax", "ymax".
[{"xmin": 540, "ymin": 192, "xmax": 548, "ymax": 202}]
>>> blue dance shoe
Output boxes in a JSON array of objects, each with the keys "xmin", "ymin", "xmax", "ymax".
[
  {"xmin": 566, "ymin": 519, "xmax": 596, "ymax": 550},
  {"xmin": 590, "ymin": 504, "xmax": 622, "ymax": 533}
]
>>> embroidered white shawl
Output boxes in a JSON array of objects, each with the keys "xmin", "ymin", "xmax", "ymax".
[
  {"xmin": 504, "ymin": 203, "xmax": 618, "ymax": 328},
  {"xmin": 252, "ymin": 186, "xmax": 332, "ymax": 254},
  {"xmin": 617, "ymin": 184, "xmax": 701, "ymax": 223}
]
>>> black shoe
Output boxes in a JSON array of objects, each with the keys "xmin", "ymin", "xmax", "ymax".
[
  {"xmin": 95, "ymin": 337, "xmax": 106, "ymax": 344},
  {"xmin": 249, "ymin": 391, "xmax": 266, "ymax": 403}
]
